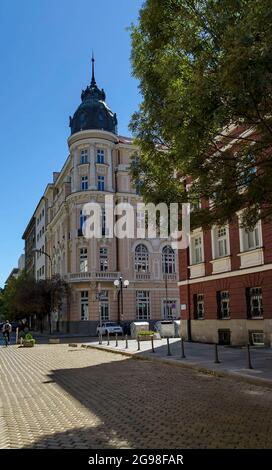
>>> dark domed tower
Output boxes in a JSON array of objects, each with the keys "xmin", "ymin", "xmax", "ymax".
[{"xmin": 69, "ymin": 55, "xmax": 118, "ymax": 135}]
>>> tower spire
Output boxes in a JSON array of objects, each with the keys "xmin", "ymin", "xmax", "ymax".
[{"xmin": 91, "ymin": 51, "xmax": 96, "ymax": 86}]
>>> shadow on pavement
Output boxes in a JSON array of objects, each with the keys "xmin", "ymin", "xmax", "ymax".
[{"xmin": 23, "ymin": 353, "xmax": 272, "ymax": 449}]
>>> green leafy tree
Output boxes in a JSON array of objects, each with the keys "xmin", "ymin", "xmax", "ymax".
[
  {"xmin": 0, "ymin": 273, "xmax": 69, "ymax": 333},
  {"xmin": 130, "ymin": 0, "xmax": 272, "ymax": 228},
  {"xmin": 12, "ymin": 275, "xmax": 69, "ymax": 333},
  {"xmin": 0, "ymin": 272, "xmax": 31, "ymax": 321}
]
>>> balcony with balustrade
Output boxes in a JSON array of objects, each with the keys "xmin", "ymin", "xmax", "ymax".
[{"xmin": 64, "ymin": 271, "xmax": 121, "ymax": 283}]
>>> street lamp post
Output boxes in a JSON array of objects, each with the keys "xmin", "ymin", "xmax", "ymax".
[{"xmin": 114, "ymin": 276, "xmax": 129, "ymax": 324}]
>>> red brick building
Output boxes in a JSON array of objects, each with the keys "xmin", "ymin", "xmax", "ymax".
[{"xmin": 178, "ymin": 130, "xmax": 272, "ymax": 346}]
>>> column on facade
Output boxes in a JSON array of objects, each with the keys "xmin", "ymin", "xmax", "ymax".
[{"xmin": 74, "ymin": 149, "xmax": 81, "ymax": 192}]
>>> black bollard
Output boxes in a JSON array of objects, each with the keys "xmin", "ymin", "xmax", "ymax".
[
  {"xmin": 125, "ymin": 334, "xmax": 128, "ymax": 349},
  {"xmin": 137, "ymin": 336, "xmax": 141, "ymax": 351},
  {"xmin": 151, "ymin": 335, "xmax": 155, "ymax": 353},
  {"xmin": 214, "ymin": 343, "xmax": 220, "ymax": 364},
  {"xmin": 180, "ymin": 337, "xmax": 186, "ymax": 359},
  {"xmin": 115, "ymin": 333, "xmax": 118, "ymax": 347},
  {"xmin": 167, "ymin": 337, "xmax": 172, "ymax": 356},
  {"xmin": 107, "ymin": 331, "xmax": 110, "ymax": 346},
  {"xmin": 247, "ymin": 344, "xmax": 253, "ymax": 369},
  {"xmin": 99, "ymin": 333, "xmax": 102, "ymax": 345}
]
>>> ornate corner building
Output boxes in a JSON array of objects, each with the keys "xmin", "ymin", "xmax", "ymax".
[{"xmin": 22, "ymin": 58, "xmax": 180, "ymax": 334}]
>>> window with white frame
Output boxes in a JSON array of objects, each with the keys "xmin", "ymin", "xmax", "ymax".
[
  {"xmin": 213, "ymin": 226, "xmax": 229, "ymax": 258},
  {"xmin": 247, "ymin": 287, "xmax": 263, "ymax": 318},
  {"xmin": 244, "ymin": 225, "xmax": 261, "ymax": 250},
  {"xmin": 191, "ymin": 235, "xmax": 203, "ymax": 264},
  {"xmin": 97, "ymin": 149, "xmax": 105, "ymax": 164},
  {"xmin": 99, "ymin": 247, "xmax": 108, "ymax": 272},
  {"xmin": 217, "ymin": 291, "xmax": 230, "ymax": 319},
  {"xmin": 134, "ymin": 244, "xmax": 149, "ymax": 272},
  {"xmin": 136, "ymin": 291, "xmax": 150, "ymax": 320},
  {"xmin": 98, "ymin": 175, "xmax": 105, "ymax": 191},
  {"xmin": 163, "ymin": 299, "xmax": 177, "ymax": 319},
  {"xmin": 194, "ymin": 294, "xmax": 204, "ymax": 319},
  {"xmin": 99, "ymin": 290, "xmax": 109, "ymax": 321},
  {"xmin": 79, "ymin": 248, "xmax": 88, "ymax": 272},
  {"xmin": 81, "ymin": 175, "xmax": 88, "ymax": 191},
  {"xmin": 80, "ymin": 148, "xmax": 88, "ymax": 164},
  {"xmin": 81, "ymin": 291, "xmax": 89, "ymax": 321},
  {"xmin": 162, "ymin": 246, "xmax": 176, "ymax": 274}
]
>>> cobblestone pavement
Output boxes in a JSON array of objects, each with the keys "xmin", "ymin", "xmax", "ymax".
[{"xmin": 1, "ymin": 343, "xmax": 272, "ymax": 449}]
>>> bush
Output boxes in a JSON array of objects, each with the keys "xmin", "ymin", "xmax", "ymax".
[
  {"xmin": 23, "ymin": 333, "xmax": 35, "ymax": 347},
  {"xmin": 24, "ymin": 333, "xmax": 33, "ymax": 341}
]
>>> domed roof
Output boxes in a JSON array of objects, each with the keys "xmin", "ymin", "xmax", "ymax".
[{"xmin": 69, "ymin": 56, "xmax": 118, "ymax": 135}]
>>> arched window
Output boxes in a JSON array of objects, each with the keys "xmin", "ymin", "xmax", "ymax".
[
  {"xmin": 135, "ymin": 244, "xmax": 149, "ymax": 272},
  {"xmin": 162, "ymin": 246, "xmax": 175, "ymax": 274}
]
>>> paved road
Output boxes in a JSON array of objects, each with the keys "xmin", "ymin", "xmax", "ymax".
[{"xmin": 0, "ymin": 343, "xmax": 272, "ymax": 449}]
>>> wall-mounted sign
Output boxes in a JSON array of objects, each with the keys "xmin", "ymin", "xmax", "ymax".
[{"xmin": 180, "ymin": 304, "xmax": 187, "ymax": 310}]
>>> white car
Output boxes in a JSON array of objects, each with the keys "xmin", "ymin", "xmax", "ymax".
[{"xmin": 97, "ymin": 322, "xmax": 123, "ymax": 336}]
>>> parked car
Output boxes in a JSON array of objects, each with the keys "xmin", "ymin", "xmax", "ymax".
[{"xmin": 97, "ymin": 322, "xmax": 123, "ymax": 336}]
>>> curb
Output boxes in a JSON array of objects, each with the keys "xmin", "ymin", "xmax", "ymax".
[{"xmin": 81, "ymin": 343, "xmax": 272, "ymax": 390}]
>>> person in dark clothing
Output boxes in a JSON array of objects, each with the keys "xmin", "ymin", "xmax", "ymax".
[{"xmin": 2, "ymin": 320, "xmax": 12, "ymax": 345}]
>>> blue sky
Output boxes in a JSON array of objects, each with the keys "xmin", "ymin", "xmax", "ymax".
[{"xmin": 0, "ymin": 0, "xmax": 143, "ymax": 287}]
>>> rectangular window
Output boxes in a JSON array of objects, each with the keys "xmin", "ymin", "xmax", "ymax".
[
  {"xmin": 163, "ymin": 299, "xmax": 177, "ymax": 320},
  {"xmin": 136, "ymin": 291, "xmax": 150, "ymax": 320},
  {"xmin": 99, "ymin": 247, "xmax": 108, "ymax": 272},
  {"xmin": 192, "ymin": 236, "xmax": 203, "ymax": 264},
  {"xmin": 80, "ymin": 149, "xmax": 88, "ymax": 164},
  {"xmin": 98, "ymin": 175, "xmax": 105, "ymax": 191},
  {"xmin": 101, "ymin": 209, "xmax": 107, "ymax": 237},
  {"xmin": 247, "ymin": 287, "xmax": 263, "ymax": 318},
  {"xmin": 99, "ymin": 290, "xmax": 109, "ymax": 321},
  {"xmin": 217, "ymin": 227, "xmax": 228, "ymax": 257},
  {"xmin": 217, "ymin": 291, "xmax": 230, "ymax": 319},
  {"xmin": 97, "ymin": 149, "xmax": 105, "ymax": 164},
  {"xmin": 81, "ymin": 175, "xmax": 88, "ymax": 191},
  {"xmin": 245, "ymin": 226, "xmax": 260, "ymax": 250},
  {"xmin": 194, "ymin": 294, "xmax": 204, "ymax": 319},
  {"xmin": 81, "ymin": 291, "xmax": 89, "ymax": 321},
  {"xmin": 79, "ymin": 248, "xmax": 88, "ymax": 273},
  {"xmin": 80, "ymin": 210, "xmax": 87, "ymax": 230}
]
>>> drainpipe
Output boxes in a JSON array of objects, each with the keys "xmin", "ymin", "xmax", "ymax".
[{"xmin": 186, "ymin": 247, "xmax": 192, "ymax": 341}]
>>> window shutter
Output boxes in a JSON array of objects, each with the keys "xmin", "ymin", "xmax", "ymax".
[
  {"xmin": 245, "ymin": 288, "xmax": 251, "ymax": 319},
  {"xmin": 216, "ymin": 291, "xmax": 221, "ymax": 319},
  {"xmin": 193, "ymin": 294, "xmax": 198, "ymax": 319}
]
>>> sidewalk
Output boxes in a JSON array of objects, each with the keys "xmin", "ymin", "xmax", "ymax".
[{"xmin": 82, "ymin": 337, "xmax": 272, "ymax": 388}]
